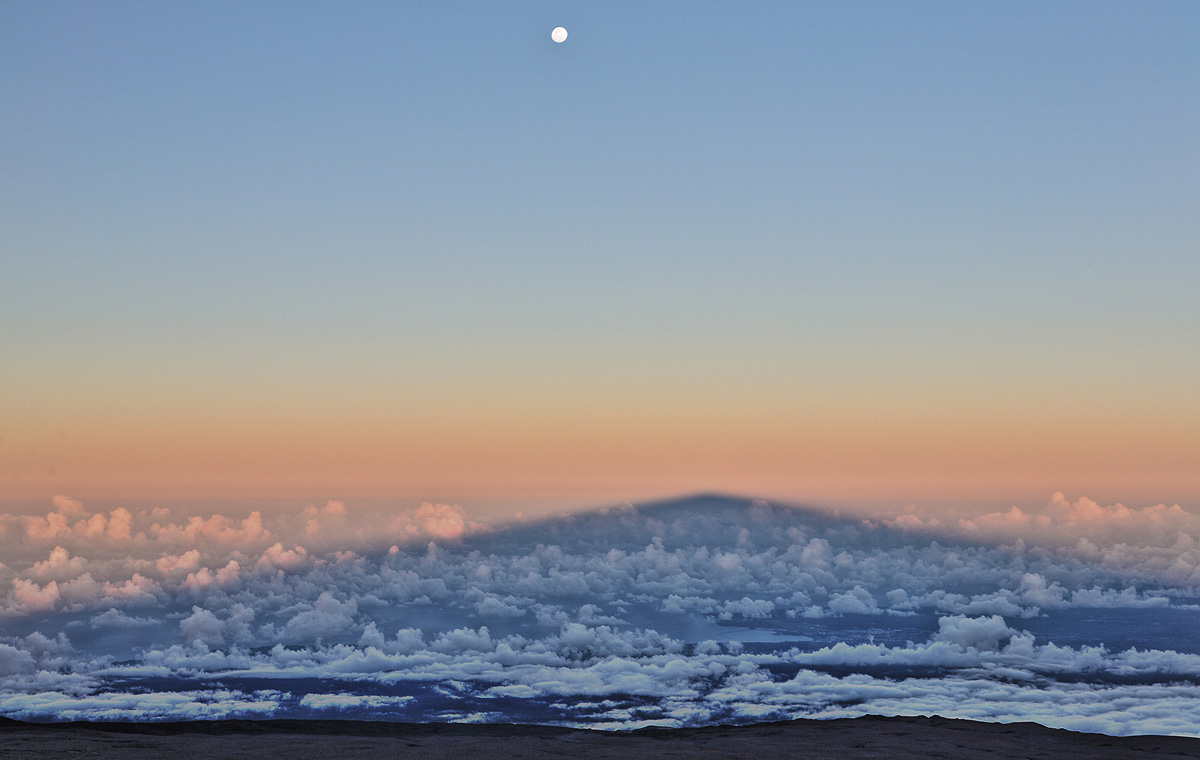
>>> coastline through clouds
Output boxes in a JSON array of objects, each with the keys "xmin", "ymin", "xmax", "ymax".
[{"xmin": 3, "ymin": 493, "xmax": 1200, "ymax": 736}]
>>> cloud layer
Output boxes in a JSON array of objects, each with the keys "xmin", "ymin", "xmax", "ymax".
[{"xmin": 1, "ymin": 493, "xmax": 1198, "ymax": 735}]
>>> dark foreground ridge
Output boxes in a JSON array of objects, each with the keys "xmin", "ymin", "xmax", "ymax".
[{"xmin": 2, "ymin": 715, "xmax": 1198, "ymax": 759}]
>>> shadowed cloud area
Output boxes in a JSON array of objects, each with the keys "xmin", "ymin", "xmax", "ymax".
[{"xmin": 2, "ymin": 493, "xmax": 1200, "ymax": 736}]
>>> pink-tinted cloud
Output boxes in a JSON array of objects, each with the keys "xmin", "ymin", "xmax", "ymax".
[
  {"xmin": 29, "ymin": 547, "xmax": 87, "ymax": 582},
  {"xmin": 151, "ymin": 511, "xmax": 268, "ymax": 547},
  {"xmin": 10, "ymin": 578, "xmax": 59, "ymax": 611}
]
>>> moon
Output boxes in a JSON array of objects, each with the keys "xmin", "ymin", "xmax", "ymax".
[{"xmin": 551, "ymin": 26, "xmax": 567, "ymax": 43}]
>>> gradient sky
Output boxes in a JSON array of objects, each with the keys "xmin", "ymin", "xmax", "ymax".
[{"xmin": 2, "ymin": 1, "xmax": 1198, "ymax": 512}]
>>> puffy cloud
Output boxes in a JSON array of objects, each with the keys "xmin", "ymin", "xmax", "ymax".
[
  {"xmin": 958, "ymin": 505, "xmax": 1048, "ymax": 535},
  {"xmin": 0, "ymin": 644, "xmax": 37, "ymax": 676},
  {"xmin": 181, "ymin": 560, "xmax": 241, "ymax": 591},
  {"xmin": 23, "ymin": 511, "xmax": 71, "ymax": 541},
  {"xmin": 29, "ymin": 546, "xmax": 88, "ymax": 582},
  {"xmin": 105, "ymin": 508, "xmax": 133, "ymax": 541},
  {"xmin": 178, "ymin": 603, "xmax": 256, "ymax": 648},
  {"xmin": 180, "ymin": 607, "xmax": 225, "ymax": 647},
  {"xmin": 719, "ymin": 597, "xmax": 775, "ymax": 620},
  {"xmin": 473, "ymin": 594, "xmax": 526, "ymax": 618},
  {"xmin": 102, "ymin": 573, "xmax": 162, "ymax": 603},
  {"xmin": 257, "ymin": 543, "xmax": 310, "ymax": 573},
  {"xmin": 156, "ymin": 550, "xmax": 202, "ymax": 578},
  {"xmin": 274, "ymin": 592, "xmax": 357, "ymax": 645},
  {"xmin": 432, "ymin": 626, "xmax": 494, "ymax": 654},
  {"xmin": 90, "ymin": 609, "xmax": 156, "ymax": 628},
  {"xmin": 152, "ymin": 511, "xmax": 268, "ymax": 547},
  {"xmin": 304, "ymin": 500, "xmax": 348, "ymax": 541},
  {"xmin": 944, "ymin": 493, "xmax": 1200, "ymax": 551},
  {"xmin": 20, "ymin": 502, "xmax": 139, "ymax": 546},
  {"xmin": 827, "ymin": 586, "xmax": 880, "ymax": 615},
  {"xmin": 52, "ymin": 495, "xmax": 85, "ymax": 515},
  {"xmin": 932, "ymin": 615, "xmax": 1015, "ymax": 651},
  {"xmin": 10, "ymin": 578, "xmax": 60, "ymax": 611},
  {"xmin": 299, "ymin": 693, "xmax": 413, "ymax": 711},
  {"xmin": 404, "ymin": 502, "xmax": 478, "ymax": 542}
]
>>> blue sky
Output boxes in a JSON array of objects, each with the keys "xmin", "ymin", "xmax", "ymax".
[{"xmin": 2, "ymin": 1, "xmax": 1197, "ymax": 506}]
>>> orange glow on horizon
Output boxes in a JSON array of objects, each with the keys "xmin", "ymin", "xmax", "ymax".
[{"xmin": 3, "ymin": 381, "xmax": 1197, "ymax": 510}]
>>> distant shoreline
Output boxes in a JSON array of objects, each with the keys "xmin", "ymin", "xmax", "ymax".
[{"xmin": 3, "ymin": 715, "xmax": 1198, "ymax": 760}]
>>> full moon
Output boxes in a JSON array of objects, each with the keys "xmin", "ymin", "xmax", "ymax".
[{"xmin": 551, "ymin": 26, "xmax": 568, "ymax": 43}]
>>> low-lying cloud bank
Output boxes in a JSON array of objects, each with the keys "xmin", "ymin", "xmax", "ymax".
[{"xmin": 1, "ymin": 493, "xmax": 1198, "ymax": 735}]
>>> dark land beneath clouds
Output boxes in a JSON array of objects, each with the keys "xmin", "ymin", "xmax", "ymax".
[{"xmin": 2, "ymin": 716, "xmax": 1199, "ymax": 760}]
